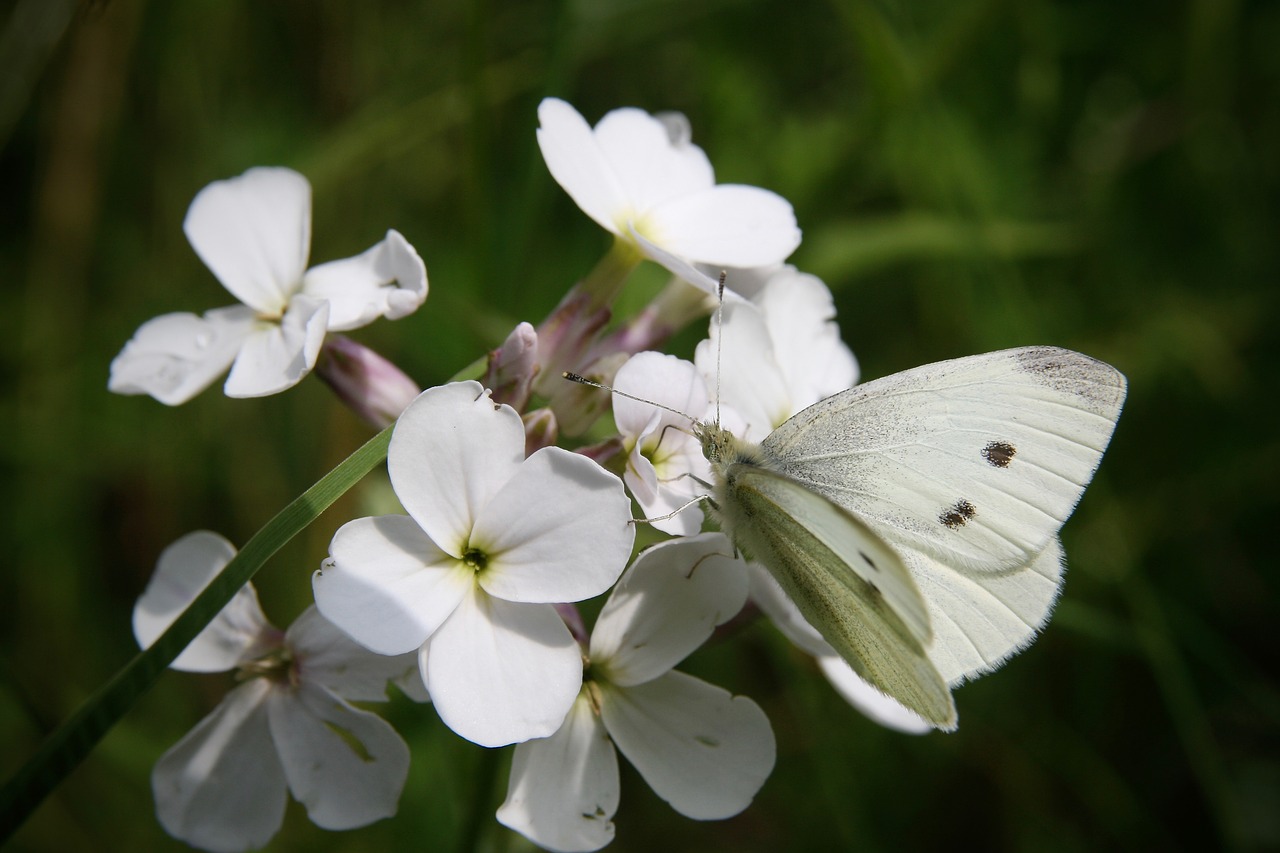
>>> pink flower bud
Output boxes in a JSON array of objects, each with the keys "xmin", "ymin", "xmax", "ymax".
[{"xmin": 316, "ymin": 335, "xmax": 420, "ymax": 429}]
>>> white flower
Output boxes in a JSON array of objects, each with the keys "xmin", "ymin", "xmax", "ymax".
[
  {"xmin": 536, "ymin": 98, "xmax": 801, "ymax": 293},
  {"xmin": 109, "ymin": 167, "xmax": 428, "ymax": 404},
  {"xmin": 746, "ymin": 562, "xmax": 931, "ymax": 734},
  {"xmin": 133, "ymin": 531, "xmax": 423, "ymax": 853},
  {"xmin": 695, "ymin": 266, "xmax": 858, "ymax": 442},
  {"xmin": 313, "ymin": 381, "xmax": 635, "ymax": 747},
  {"xmin": 612, "ymin": 352, "xmax": 712, "ymax": 535},
  {"xmin": 497, "ymin": 534, "xmax": 775, "ymax": 852}
]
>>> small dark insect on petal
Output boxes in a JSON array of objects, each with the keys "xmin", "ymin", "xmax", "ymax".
[
  {"xmin": 940, "ymin": 499, "xmax": 977, "ymax": 529},
  {"xmin": 858, "ymin": 550, "xmax": 879, "ymax": 572},
  {"xmin": 981, "ymin": 441, "xmax": 1017, "ymax": 468}
]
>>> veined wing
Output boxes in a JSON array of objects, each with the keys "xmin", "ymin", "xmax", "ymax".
[
  {"xmin": 905, "ymin": 536, "xmax": 1065, "ymax": 686},
  {"xmin": 761, "ymin": 347, "xmax": 1126, "ymax": 574}
]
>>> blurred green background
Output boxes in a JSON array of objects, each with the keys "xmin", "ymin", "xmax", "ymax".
[{"xmin": 2, "ymin": 0, "xmax": 1277, "ymax": 850}]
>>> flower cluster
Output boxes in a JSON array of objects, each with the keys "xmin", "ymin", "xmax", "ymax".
[{"xmin": 117, "ymin": 98, "xmax": 1061, "ymax": 852}]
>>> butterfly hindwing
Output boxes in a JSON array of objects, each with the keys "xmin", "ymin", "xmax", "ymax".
[
  {"xmin": 761, "ymin": 346, "xmax": 1126, "ymax": 574},
  {"xmin": 906, "ymin": 535, "xmax": 1065, "ymax": 686},
  {"xmin": 717, "ymin": 463, "xmax": 956, "ymax": 729}
]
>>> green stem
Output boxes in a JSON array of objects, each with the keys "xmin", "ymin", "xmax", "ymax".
[
  {"xmin": 0, "ymin": 424, "xmax": 394, "ymax": 843},
  {"xmin": 455, "ymin": 745, "xmax": 504, "ymax": 853}
]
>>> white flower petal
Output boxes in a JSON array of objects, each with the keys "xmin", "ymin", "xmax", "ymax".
[
  {"xmin": 623, "ymin": 442, "xmax": 661, "ymax": 506},
  {"xmin": 108, "ymin": 306, "xmax": 255, "ymax": 405},
  {"xmin": 815, "ymin": 656, "xmax": 933, "ymax": 734},
  {"xmin": 133, "ymin": 531, "xmax": 275, "ymax": 673},
  {"xmin": 497, "ymin": 694, "xmax": 619, "ymax": 853},
  {"xmin": 612, "ymin": 352, "xmax": 707, "ymax": 439},
  {"xmin": 754, "ymin": 269, "xmax": 857, "ymax": 405},
  {"xmin": 593, "ymin": 106, "xmax": 713, "ymax": 213},
  {"xmin": 591, "ymin": 534, "xmax": 747, "ymax": 686},
  {"xmin": 601, "ymin": 670, "xmax": 775, "ymax": 820},
  {"xmin": 268, "ymin": 681, "xmax": 410, "ymax": 830},
  {"xmin": 647, "ymin": 185, "xmax": 800, "ymax": 269},
  {"xmin": 388, "ymin": 381, "xmax": 525, "ymax": 554},
  {"xmin": 301, "ymin": 229, "xmax": 428, "ymax": 331},
  {"xmin": 695, "ymin": 298, "xmax": 790, "ymax": 441},
  {"xmin": 222, "ymin": 295, "xmax": 329, "ymax": 398},
  {"xmin": 315, "ymin": 515, "xmax": 472, "ymax": 656},
  {"xmin": 630, "ymin": 228, "xmax": 724, "ymax": 295},
  {"xmin": 474, "ymin": 447, "xmax": 634, "ymax": 604},
  {"xmin": 427, "ymin": 590, "xmax": 581, "ymax": 747},
  {"xmin": 183, "ymin": 167, "xmax": 311, "ymax": 315},
  {"xmin": 612, "ymin": 352, "xmax": 711, "ymax": 535},
  {"xmin": 286, "ymin": 605, "xmax": 423, "ymax": 702},
  {"xmin": 537, "ymin": 98, "xmax": 628, "ymax": 237},
  {"xmin": 623, "ymin": 445, "xmax": 709, "ymax": 538},
  {"xmin": 152, "ymin": 679, "xmax": 286, "ymax": 853}
]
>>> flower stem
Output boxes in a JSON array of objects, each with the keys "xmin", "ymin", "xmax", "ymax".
[{"xmin": 455, "ymin": 745, "xmax": 504, "ymax": 853}]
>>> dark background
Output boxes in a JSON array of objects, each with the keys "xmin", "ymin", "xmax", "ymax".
[{"xmin": 1, "ymin": 0, "xmax": 1276, "ymax": 850}]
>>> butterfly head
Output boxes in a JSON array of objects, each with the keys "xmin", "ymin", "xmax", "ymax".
[{"xmin": 694, "ymin": 420, "xmax": 763, "ymax": 470}]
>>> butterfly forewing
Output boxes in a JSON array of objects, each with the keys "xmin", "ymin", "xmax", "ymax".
[
  {"xmin": 720, "ymin": 464, "xmax": 956, "ymax": 729},
  {"xmin": 761, "ymin": 347, "xmax": 1127, "ymax": 574}
]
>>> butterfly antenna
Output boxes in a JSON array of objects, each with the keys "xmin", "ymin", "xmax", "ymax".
[
  {"xmin": 714, "ymin": 271, "xmax": 726, "ymax": 427},
  {"xmin": 561, "ymin": 372, "xmax": 697, "ymax": 425}
]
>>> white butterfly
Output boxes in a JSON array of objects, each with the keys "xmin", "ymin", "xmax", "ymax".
[{"xmin": 696, "ymin": 345, "xmax": 1127, "ymax": 729}]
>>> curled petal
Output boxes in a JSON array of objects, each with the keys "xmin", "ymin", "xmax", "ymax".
[
  {"xmin": 268, "ymin": 682, "xmax": 411, "ymax": 830},
  {"xmin": 816, "ymin": 657, "xmax": 932, "ymax": 734},
  {"xmin": 108, "ymin": 305, "xmax": 254, "ymax": 405},
  {"xmin": 133, "ymin": 531, "xmax": 275, "ymax": 673},
  {"xmin": 601, "ymin": 671, "xmax": 775, "ymax": 820},
  {"xmin": 287, "ymin": 605, "xmax": 423, "ymax": 703},
  {"xmin": 646, "ymin": 185, "xmax": 800, "ymax": 269},
  {"xmin": 223, "ymin": 295, "xmax": 329, "ymax": 398},
  {"xmin": 474, "ymin": 447, "xmax": 634, "ymax": 604},
  {"xmin": 497, "ymin": 694, "xmax": 619, "ymax": 853},
  {"xmin": 183, "ymin": 167, "xmax": 311, "ymax": 315},
  {"xmin": 388, "ymin": 381, "xmax": 525, "ymax": 555},
  {"xmin": 426, "ymin": 590, "xmax": 581, "ymax": 747},
  {"xmin": 301, "ymin": 229, "xmax": 428, "ymax": 331},
  {"xmin": 591, "ymin": 534, "xmax": 747, "ymax": 687},
  {"xmin": 152, "ymin": 680, "xmax": 286, "ymax": 853},
  {"xmin": 623, "ymin": 454, "xmax": 705, "ymax": 536},
  {"xmin": 315, "ymin": 515, "xmax": 471, "ymax": 656}
]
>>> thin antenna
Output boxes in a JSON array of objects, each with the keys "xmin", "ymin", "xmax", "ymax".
[
  {"xmin": 714, "ymin": 271, "xmax": 726, "ymax": 427},
  {"xmin": 562, "ymin": 372, "xmax": 698, "ymax": 424}
]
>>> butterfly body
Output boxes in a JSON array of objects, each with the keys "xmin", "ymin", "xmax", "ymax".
[{"xmin": 697, "ymin": 346, "xmax": 1126, "ymax": 729}]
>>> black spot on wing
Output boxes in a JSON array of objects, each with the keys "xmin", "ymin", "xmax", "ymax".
[
  {"xmin": 981, "ymin": 440, "xmax": 1016, "ymax": 468},
  {"xmin": 939, "ymin": 499, "xmax": 977, "ymax": 529}
]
